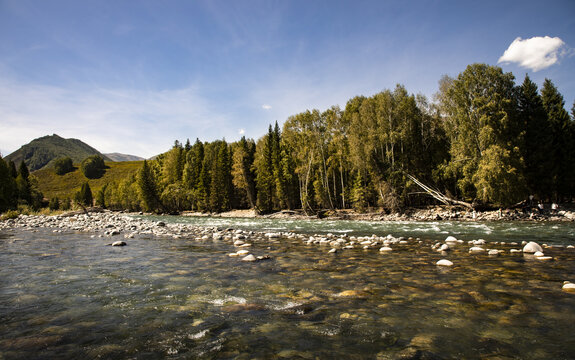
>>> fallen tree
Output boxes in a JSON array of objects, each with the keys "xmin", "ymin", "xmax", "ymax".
[{"xmin": 407, "ymin": 174, "xmax": 473, "ymax": 210}]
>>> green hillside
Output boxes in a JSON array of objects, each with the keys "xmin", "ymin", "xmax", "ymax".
[
  {"xmin": 34, "ymin": 161, "xmax": 143, "ymax": 200},
  {"xmin": 5, "ymin": 134, "xmax": 111, "ymax": 171}
]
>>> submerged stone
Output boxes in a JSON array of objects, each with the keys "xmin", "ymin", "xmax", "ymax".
[
  {"xmin": 241, "ymin": 254, "xmax": 257, "ymax": 262},
  {"xmin": 523, "ymin": 241, "xmax": 543, "ymax": 253},
  {"xmin": 436, "ymin": 259, "xmax": 453, "ymax": 266},
  {"xmin": 562, "ymin": 282, "xmax": 575, "ymax": 293}
]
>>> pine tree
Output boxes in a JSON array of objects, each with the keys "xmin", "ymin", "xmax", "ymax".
[
  {"xmin": 138, "ymin": 160, "xmax": 160, "ymax": 212},
  {"xmin": 18, "ymin": 161, "xmax": 30, "ymax": 180},
  {"xmin": 8, "ymin": 161, "xmax": 17, "ymax": 178},
  {"xmin": 255, "ymin": 127, "xmax": 275, "ymax": 213},
  {"xmin": 541, "ymin": 79, "xmax": 574, "ymax": 201},
  {"xmin": 232, "ymin": 137, "xmax": 257, "ymax": 208},
  {"xmin": 76, "ymin": 182, "xmax": 93, "ymax": 206},
  {"xmin": 518, "ymin": 75, "xmax": 553, "ymax": 200},
  {"xmin": 0, "ymin": 157, "xmax": 17, "ymax": 211}
]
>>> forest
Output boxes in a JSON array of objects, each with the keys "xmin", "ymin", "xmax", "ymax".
[{"xmin": 1, "ymin": 63, "xmax": 574, "ymax": 215}]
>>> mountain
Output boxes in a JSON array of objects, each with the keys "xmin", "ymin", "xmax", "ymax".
[
  {"xmin": 5, "ymin": 134, "xmax": 111, "ymax": 171},
  {"xmin": 104, "ymin": 153, "xmax": 145, "ymax": 162}
]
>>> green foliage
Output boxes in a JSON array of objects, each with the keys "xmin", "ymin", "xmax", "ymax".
[
  {"xmin": 137, "ymin": 160, "xmax": 160, "ymax": 212},
  {"xmin": 1, "ymin": 209, "xmax": 19, "ymax": 220},
  {"xmin": 541, "ymin": 79, "xmax": 575, "ymax": 201},
  {"xmin": 81, "ymin": 155, "xmax": 106, "ymax": 179},
  {"xmin": 438, "ymin": 64, "xmax": 525, "ymax": 204},
  {"xmin": 33, "ymin": 160, "xmax": 141, "ymax": 205},
  {"xmin": 75, "ymin": 182, "xmax": 93, "ymax": 206},
  {"xmin": 53, "ymin": 157, "xmax": 74, "ymax": 175},
  {"xmin": 49, "ymin": 197, "xmax": 60, "ymax": 211},
  {"xmin": 0, "ymin": 157, "xmax": 18, "ymax": 211},
  {"xmin": 23, "ymin": 63, "xmax": 575, "ymax": 212},
  {"xmin": 95, "ymin": 184, "xmax": 107, "ymax": 208}
]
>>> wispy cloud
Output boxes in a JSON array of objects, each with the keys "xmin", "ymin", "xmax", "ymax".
[
  {"xmin": 498, "ymin": 36, "xmax": 566, "ymax": 72},
  {"xmin": 0, "ymin": 78, "xmax": 231, "ymax": 158},
  {"xmin": 261, "ymin": 104, "xmax": 272, "ymax": 110}
]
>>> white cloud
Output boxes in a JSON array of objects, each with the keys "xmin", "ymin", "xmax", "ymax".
[
  {"xmin": 238, "ymin": 128, "xmax": 245, "ymax": 135},
  {"xmin": 261, "ymin": 104, "xmax": 272, "ymax": 110},
  {"xmin": 498, "ymin": 36, "xmax": 566, "ymax": 72}
]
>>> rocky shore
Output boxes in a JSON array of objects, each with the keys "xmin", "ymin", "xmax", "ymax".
[
  {"xmin": 2, "ymin": 208, "xmax": 574, "ymax": 263},
  {"xmin": 188, "ymin": 205, "xmax": 575, "ymax": 222}
]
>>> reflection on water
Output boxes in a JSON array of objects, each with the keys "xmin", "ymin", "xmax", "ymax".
[{"xmin": 1, "ymin": 220, "xmax": 575, "ymax": 359}]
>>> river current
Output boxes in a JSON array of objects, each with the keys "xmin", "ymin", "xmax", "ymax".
[{"xmin": 1, "ymin": 216, "xmax": 574, "ymax": 359}]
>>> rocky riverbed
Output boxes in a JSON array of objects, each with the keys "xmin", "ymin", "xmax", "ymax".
[
  {"xmin": 2, "ymin": 209, "xmax": 575, "ymax": 271},
  {"xmin": 2, "ymin": 210, "xmax": 575, "ymax": 358}
]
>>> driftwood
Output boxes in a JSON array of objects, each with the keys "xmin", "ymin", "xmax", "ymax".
[{"xmin": 407, "ymin": 174, "xmax": 473, "ymax": 210}]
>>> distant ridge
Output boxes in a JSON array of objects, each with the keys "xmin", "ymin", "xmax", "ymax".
[
  {"xmin": 104, "ymin": 153, "xmax": 145, "ymax": 162},
  {"xmin": 5, "ymin": 134, "xmax": 111, "ymax": 171}
]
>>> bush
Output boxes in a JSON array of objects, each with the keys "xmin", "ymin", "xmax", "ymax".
[
  {"xmin": 53, "ymin": 157, "xmax": 74, "ymax": 175},
  {"xmin": 49, "ymin": 197, "xmax": 60, "ymax": 210},
  {"xmin": 1, "ymin": 209, "xmax": 19, "ymax": 220},
  {"xmin": 81, "ymin": 155, "xmax": 106, "ymax": 179}
]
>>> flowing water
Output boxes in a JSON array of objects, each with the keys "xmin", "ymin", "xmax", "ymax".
[{"xmin": 1, "ymin": 217, "xmax": 575, "ymax": 359}]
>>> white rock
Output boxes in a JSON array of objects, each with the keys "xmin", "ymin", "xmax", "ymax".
[
  {"xmin": 534, "ymin": 251, "xmax": 545, "ymax": 257},
  {"xmin": 488, "ymin": 249, "xmax": 499, "ymax": 256},
  {"xmin": 241, "ymin": 254, "xmax": 257, "ymax": 262},
  {"xmin": 233, "ymin": 240, "xmax": 245, "ymax": 246},
  {"xmin": 440, "ymin": 244, "xmax": 450, "ymax": 251},
  {"xmin": 436, "ymin": 259, "xmax": 453, "ymax": 266},
  {"xmin": 328, "ymin": 248, "xmax": 337, "ymax": 254},
  {"xmin": 445, "ymin": 236, "xmax": 458, "ymax": 243},
  {"xmin": 228, "ymin": 252, "xmax": 239, "ymax": 257},
  {"xmin": 510, "ymin": 249, "xmax": 521, "ymax": 253},
  {"xmin": 469, "ymin": 247, "xmax": 486, "ymax": 253},
  {"xmin": 536, "ymin": 256, "xmax": 553, "ymax": 261},
  {"xmin": 379, "ymin": 246, "xmax": 393, "ymax": 252},
  {"xmin": 111, "ymin": 241, "xmax": 126, "ymax": 247},
  {"xmin": 562, "ymin": 282, "xmax": 575, "ymax": 292},
  {"xmin": 236, "ymin": 250, "xmax": 250, "ymax": 256},
  {"xmin": 523, "ymin": 242, "xmax": 543, "ymax": 253}
]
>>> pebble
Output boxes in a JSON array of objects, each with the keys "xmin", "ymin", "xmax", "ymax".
[
  {"xmin": 241, "ymin": 254, "xmax": 257, "ymax": 262},
  {"xmin": 562, "ymin": 282, "xmax": 575, "ymax": 293},
  {"xmin": 436, "ymin": 259, "xmax": 453, "ymax": 266}
]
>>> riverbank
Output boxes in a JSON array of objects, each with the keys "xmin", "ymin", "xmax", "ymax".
[{"xmin": 185, "ymin": 205, "xmax": 575, "ymax": 222}]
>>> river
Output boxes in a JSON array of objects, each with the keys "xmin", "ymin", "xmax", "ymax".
[{"xmin": 1, "ymin": 216, "xmax": 574, "ymax": 359}]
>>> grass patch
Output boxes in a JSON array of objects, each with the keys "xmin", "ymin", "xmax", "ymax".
[{"xmin": 34, "ymin": 161, "xmax": 143, "ymax": 200}]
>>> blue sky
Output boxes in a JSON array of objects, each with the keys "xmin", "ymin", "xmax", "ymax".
[{"xmin": 1, "ymin": 0, "xmax": 574, "ymax": 158}]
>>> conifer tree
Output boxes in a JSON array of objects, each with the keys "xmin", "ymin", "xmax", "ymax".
[
  {"xmin": 542, "ymin": 79, "xmax": 575, "ymax": 201},
  {"xmin": 18, "ymin": 161, "xmax": 30, "ymax": 180},
  {"xmin": 255, "ymin": 127, "xmax": 275, "ymax": 213},
  {"xmin": 232, "ymin": 137, "xmax": 257, "ymax": 208},
  {"xmin": 518, "ymin": 75, "xmax": 553, "ymax": 200},
  {"xmin": 0, "ymin": 157, "xmax": 17, "ymax": 211},
  {"xmin": 8, "ymin": 161, "xmax": 17, "ymax": 178},
  {"xmin": 138, "ymin": 160, "xmax": 160, "ymax": 212},
  {"xmin": 76, "ymin": 182, "xmax": 93, "ymax": 206},
  {"xmin": 209, "ymin": 141, "xmax": 232, "ymax": 212}
]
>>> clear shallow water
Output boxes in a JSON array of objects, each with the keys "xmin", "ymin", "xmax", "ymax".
[
  {"xmin": 1, "ymin": 218, "xmax": 575, "ymax": 359},
  {"xmin": 142, "ymin": 215, "xmax": 575, "ymax": 245}
]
